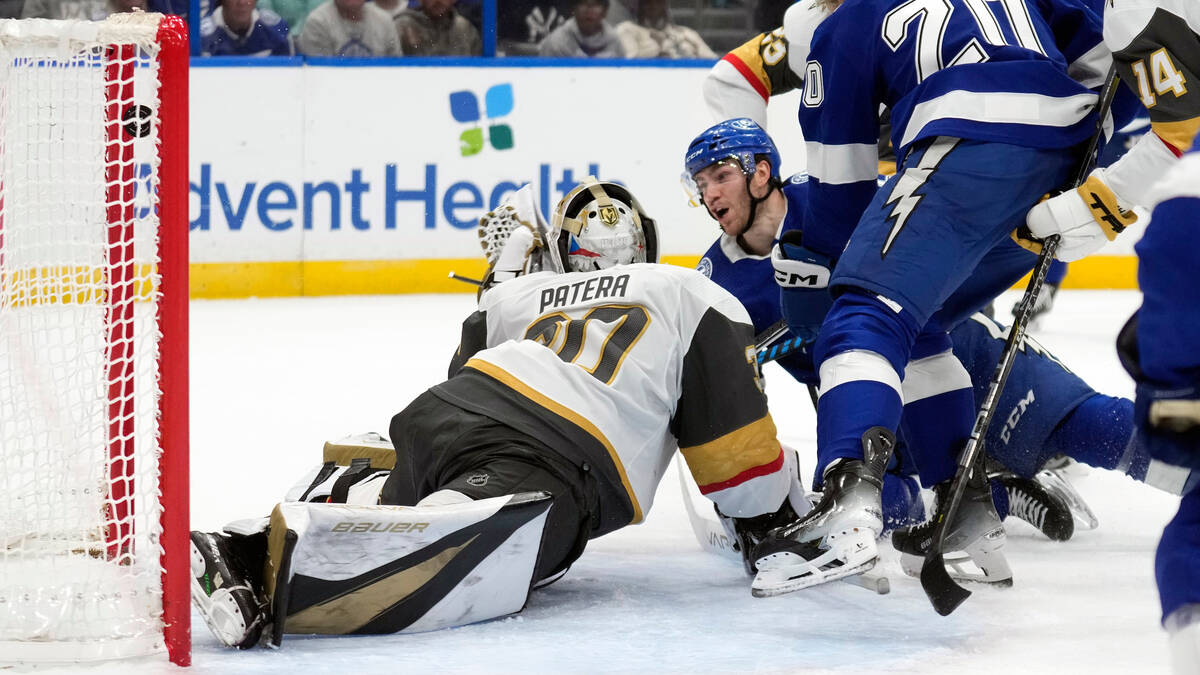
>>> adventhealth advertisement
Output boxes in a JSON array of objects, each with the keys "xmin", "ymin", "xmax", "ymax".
[{"xmin": 187, "ymin": 65, "xmax": 1135, "ymax": 297}]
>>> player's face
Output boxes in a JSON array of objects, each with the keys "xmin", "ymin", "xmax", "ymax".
[{"xmin": 692, "ymin": 161, "xmax": 749, "ymax": 234}]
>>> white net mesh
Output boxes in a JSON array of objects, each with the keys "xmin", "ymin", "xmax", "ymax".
[{"xmin": 0, "ymin": 14, "xmax": 169, "ymax": 662}]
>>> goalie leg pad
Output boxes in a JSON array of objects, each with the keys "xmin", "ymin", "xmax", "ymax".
[{"xmin": 265, "ymin": 492, "xmax": 552, "ymax": 646}]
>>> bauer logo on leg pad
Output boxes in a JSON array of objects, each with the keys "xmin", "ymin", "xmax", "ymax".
[
  {"xmin": 267, "ymin": 492, "xmax": 552, "ymax": 645},
  {"xmin": 330, "ymin": 521, "xmax": 430, "ymax": 533}
]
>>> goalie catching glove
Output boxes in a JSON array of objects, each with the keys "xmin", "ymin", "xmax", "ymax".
[{"xmin": 476, "ymin": 184, "xmax": 557, "ymax": 294}]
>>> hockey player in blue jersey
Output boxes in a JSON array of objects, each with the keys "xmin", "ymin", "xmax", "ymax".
[
  {"xmin": 1118, "ymin": 134, "xmax": 1200, "ymax": 675},
  {"xmin": 734, "ymin": 0, "xmax": 1138, "ymax": 596},
  {"xmin": 683, "ymin": 118, "xmax": 1193, "ymax": 594}
]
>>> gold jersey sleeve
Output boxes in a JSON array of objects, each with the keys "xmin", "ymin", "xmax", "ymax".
[
  {"xmin": 1107, "ymin": 2, "xmax": 1200, "ymax": 152},
  {"xmin": 720, "ymin": 27, "xmax": 805, "ymax": 102}
]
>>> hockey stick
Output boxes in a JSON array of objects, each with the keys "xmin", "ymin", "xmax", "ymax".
[
  {"xmin": 755, "ymin": 318, "xmax": 813, "ymax": 367},
  {"xmin": 919, "ymin": 65, "xmax": 1121, "ymax": 616}
]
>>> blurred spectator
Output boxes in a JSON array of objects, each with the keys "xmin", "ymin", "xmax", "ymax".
[
  {"xmin": 615, "ymin": 0, "xmax": 713, "ymax": 58},
  {"xmin": 394, "ymin": 0, "xmax": 481, "ymax": 55},
  {"xmin": 20, "ymin": 0, "xmax": 141, "ymax": 18},
  {"xmin": 374, "ymin": 0, "xmax": 402, "ymax": 16},
  {"xmin": 298, "ymin": 0, "xmax": 401, "ymax": 55},
  {"xmin": 537, "ymin": 0, "xmax": 623, "ymax": 57},
  {"xmin": 497, "ymin": 0, "xmax": 569, "ymax": 55},
  {"xmin": 202, "ymin": 0, "xmax": 294, "ymax": 55},
  {"xmin": 258, "ymin": 0, "xmax": 323, "ymax": 37},
  {"xmin": 147, "ymin": 0, "xmax": 189, "ymax": 16},
  {"xmin": 0, "ymin": 0, "xmax": 24, "ymax": 17}
]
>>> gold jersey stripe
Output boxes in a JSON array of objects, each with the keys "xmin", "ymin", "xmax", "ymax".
[
  {"xmin": 679, "ymin": 415, "xmax": 780, "ymax": 487},
  {"xmin": 1153, "ymin": 117, "xmax": 1200, "ymax": 153},
  {"xmin": 463, "ymin": 358, "xmax": 645, "ymax": 523}
]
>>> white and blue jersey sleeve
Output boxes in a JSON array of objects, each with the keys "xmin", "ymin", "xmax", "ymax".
[{"xmin": 799, "ymin": 0, "xmax": 1112, "ymax": 259}]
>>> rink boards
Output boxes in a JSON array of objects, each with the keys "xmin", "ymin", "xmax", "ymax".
[{"xmin": 186, "ymin": 62, "xmax": 1142, "ymax": 298}]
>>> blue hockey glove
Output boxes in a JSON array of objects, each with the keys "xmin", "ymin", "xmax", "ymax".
[
  {"xmin": 771, "ymin": 230, "xmax": 834, "ymax": 343},
  {"xmin": 1118, "ymin": 312, "xmax": 1200, "ymax": 472}
]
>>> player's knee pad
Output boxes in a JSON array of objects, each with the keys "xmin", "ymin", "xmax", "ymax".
[
  {"xmin": 814, "ymin": 290, "xmax": 921, "ymax": 373},
  {"xmin": 263, "ymin": 492, "xmax": 553, "ymax": 646}
]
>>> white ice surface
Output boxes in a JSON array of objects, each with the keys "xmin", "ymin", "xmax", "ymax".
[{"xmin": 30, "ymin": 289, "xmax": 1181, "ymax": 674}]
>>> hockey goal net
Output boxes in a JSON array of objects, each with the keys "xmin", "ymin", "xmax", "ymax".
[{"xmin": 0, "ymin": 13, "xmax": 189, "ymax": 665}]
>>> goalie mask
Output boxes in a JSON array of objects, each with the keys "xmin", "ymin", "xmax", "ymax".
[{"xmin": 550, "ymin": 178, "xmax": 659, "ymax": 273}]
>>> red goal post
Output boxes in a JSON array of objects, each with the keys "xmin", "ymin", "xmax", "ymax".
[{"xmin": 0, "ymin": 13, "xmax": 189, "ymax": 666}]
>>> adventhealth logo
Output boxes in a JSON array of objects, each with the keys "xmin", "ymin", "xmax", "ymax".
[{"xmin": 449, "ymin": 84, "xmax": 514, "ymax": 157}]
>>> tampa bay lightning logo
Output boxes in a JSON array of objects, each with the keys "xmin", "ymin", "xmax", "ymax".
[{"xmin": 697, "ymin": 257, "xmax": 714, "ymax": 278}]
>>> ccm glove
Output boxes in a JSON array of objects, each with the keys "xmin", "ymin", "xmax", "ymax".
[
  {"xmin": 771, "ymin": 230, "xmax": 834, "ymax": 343},
  {"xmin": 1117, "ymin": 312, "xmax": 1200, "ymax": 472},
  {"xmin": 1015, "ymin": 168, "xmax": 1138, "ymax": 262}
]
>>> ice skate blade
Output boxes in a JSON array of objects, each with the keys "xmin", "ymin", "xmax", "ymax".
[
  {"xmin": 900, "ymin": 550, "xmax": 1013, "ymax": 587},
  {"xmin": 752, "ymin": 555, "xmax": 877, "ymax": 597},
  {"xmin": 190, "ymin": 574, "xmax": 260, "ymax": 647},
  {"xmin": 751, "ymin": 528, "xmax": 879, "ymax": 597},
  {"xmin": 190, "ymin": 539, "xmax": 264, "ymax": 649},
  {"xmin": 840, "ymin": 570, "xmax": 890, "ymax": 595}
]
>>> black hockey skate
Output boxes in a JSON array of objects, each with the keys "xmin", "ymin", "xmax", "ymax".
[
  {"xmin": 892, "ymin": 475, "xmax": 1013, "ymax": 587},
  {"xmin": 994, "ymin": 472, "xmax": 1074, "ymax": 541},
  {"xmin": 749, "ymin": 427, "xmax": 895, "ymax": 597},
  {"xmin": 190, "ymin": 530, "xmax": 269, "ymax": 649}
]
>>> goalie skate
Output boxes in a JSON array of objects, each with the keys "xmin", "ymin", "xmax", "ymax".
[
  {"xmin": 190, "ymin": 531, "xmax": 269, "ymax": 649},
  {"xmin": 893, "ymin": 477, "xmax": 1013, "ymax": 587},
  {"xmin": 749, "ymin": 427, "xmax": 895, "ymax": 597}
]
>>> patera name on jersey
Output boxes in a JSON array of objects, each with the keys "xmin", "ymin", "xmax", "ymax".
[{"xmin": 539, "ymin": 273, "xmax": 631, "ymax": 312}]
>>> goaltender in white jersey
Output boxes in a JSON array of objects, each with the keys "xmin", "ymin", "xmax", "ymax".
[{"xmin": 187, "ymin": 178, "xmax": 809, "ymax": 650}]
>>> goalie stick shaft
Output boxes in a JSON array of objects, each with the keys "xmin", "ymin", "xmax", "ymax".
[{"xmin": 919, "ymin": 64, "xmax": 1121, "ymax": 616}]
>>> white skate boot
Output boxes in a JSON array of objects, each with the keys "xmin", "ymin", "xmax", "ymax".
[
  {"xmin": 893, "ymin": 474, "xmax": 1013, "ymax": 586},
  {"xmin": 750, "ymin": 427, "xmax": 894, "ymax": 597}
]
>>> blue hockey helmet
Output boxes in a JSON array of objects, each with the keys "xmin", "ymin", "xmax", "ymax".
[{"xmin": 683, "ymin": 118, "xmax": 781, "ymax": 182}]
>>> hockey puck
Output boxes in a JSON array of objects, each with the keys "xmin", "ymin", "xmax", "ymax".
[{"xmin": 122, "ymin": 104, "xmax": 153, "ymax": 138}]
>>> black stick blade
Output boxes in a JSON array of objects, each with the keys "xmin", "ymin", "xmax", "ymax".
[{"xmin": 920, "ymin": 553, "xmax": 971, "ymax": 616}]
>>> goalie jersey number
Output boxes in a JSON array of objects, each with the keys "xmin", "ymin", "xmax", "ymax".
[{"xmin": 524, "ymin": 304, "xmax": 651, "ymax": 385}]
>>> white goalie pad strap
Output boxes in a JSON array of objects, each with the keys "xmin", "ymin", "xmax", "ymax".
[
  {"xmin": 346, "ymin": 472, "xmax": 388, "ymax": 506},
  {"xmin": 283, "ymin": 433, "xmax": 397, "ymax": 503},
  {"xmin": 283, "ymin": 462, "xmax": 347, "ymax": 503},
  {"xmin": 266, "ymin": 493, "xmax": 551, "ymax": 641}
]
